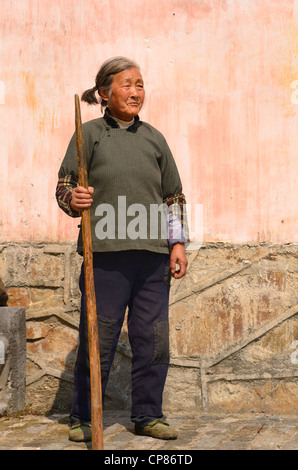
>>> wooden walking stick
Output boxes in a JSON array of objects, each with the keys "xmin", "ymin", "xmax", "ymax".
[{"xmin": 75, "ymin": 94, "xmax": 104, "ymax": 450}]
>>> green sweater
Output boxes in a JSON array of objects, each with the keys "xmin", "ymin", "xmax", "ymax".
[{"xmin": 57, "ymin": 110, "xmax": 184, "ymax": 254}]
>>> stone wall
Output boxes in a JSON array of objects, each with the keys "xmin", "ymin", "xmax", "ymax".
[{"xmin": 0, "ymin": 242, "xmax": 297, "ymax": 415}]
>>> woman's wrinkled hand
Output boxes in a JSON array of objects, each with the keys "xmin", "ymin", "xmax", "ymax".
[
  {"xmin": 170, "ymin": 243, "xmax": 188, "ymax": 279},
  {"xmin": 70, "ymin": 186, "xmax": 94, "ymax": 212}
]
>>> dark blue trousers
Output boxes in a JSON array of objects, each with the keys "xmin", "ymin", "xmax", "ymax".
[{"xmin": 70, "ymin": 250, "xmax": 171, "ymax": 429}]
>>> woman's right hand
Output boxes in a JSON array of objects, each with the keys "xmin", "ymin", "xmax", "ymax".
[{"xmin": 70, "ymin": 186, "xmax": 94, "ymax": 212}]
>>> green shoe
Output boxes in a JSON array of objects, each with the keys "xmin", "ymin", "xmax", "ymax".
[
  {"xmin": 136, "ymin": 419, "xmax": 178, "ymax": 440},
  {"xmin": 69, "ymin": 422, "xmax": 92, "ymax": 442}
]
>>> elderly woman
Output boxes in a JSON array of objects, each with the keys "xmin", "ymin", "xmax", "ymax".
[{"xmin": 56, "ymin": 57, "xmax": 188, "ymax": 442}]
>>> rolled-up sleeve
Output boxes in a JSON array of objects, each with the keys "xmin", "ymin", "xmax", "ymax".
[
  {"xmin": 55, "ymin": 173, "xmax": 80, "ymax": 218},
  {"xmin": 159, "ymin": 136, "xmax": 190, "ymax": 245},
  {"xmin": 163, "ymin": 193, "xmax": 190, "ymax": 246}
]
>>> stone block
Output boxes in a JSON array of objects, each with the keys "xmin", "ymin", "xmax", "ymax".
[
  {"xmin": 1, "ymin": 245, "xmax": 65, "ymax": 287},
  {"xmin": 0, "ymin": 307, "xmax": 26, "ymax": 414}
]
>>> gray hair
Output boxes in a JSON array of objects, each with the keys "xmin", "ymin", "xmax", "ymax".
[{"xmin": 81, "ymin": 56, "xmax": 140, "ymax": 109}]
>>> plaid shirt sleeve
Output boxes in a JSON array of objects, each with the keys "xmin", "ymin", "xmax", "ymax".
[
  {"xmin": 163, "ymin": 193, "xmax": 190, "ymax": 246},
  {"xmin": 55, "ymin": 173, "xmax": 81, "ymax": 218}
]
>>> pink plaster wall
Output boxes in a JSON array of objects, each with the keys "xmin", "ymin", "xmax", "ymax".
[{"xmin": 0, "ymin": 0, "xmax": 297, "ymax": 244}]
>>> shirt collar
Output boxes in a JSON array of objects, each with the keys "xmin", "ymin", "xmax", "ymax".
[{"xmin": 103, "ymin": 108, "xmax": 142, "ymax": 133}]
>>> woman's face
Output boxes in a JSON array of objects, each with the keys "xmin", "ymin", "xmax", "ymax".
[{"xmin": 101, "ymin": 67, "xmax": 145, "ymax": 121}]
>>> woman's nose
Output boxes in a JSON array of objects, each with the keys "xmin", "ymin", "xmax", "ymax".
[{"xmin": 130, "ymin": 86, "xmax": 138, "ymax": 96}]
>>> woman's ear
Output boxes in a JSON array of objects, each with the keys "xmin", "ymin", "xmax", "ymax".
[{"xmin": 99, "ymin": 89, "xmax": 109, "ymax": 101}]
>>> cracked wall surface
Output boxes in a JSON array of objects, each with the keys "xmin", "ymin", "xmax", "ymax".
[{"xmin": 0, "ymin": 242, "xmax": 297, "ymax": 415}]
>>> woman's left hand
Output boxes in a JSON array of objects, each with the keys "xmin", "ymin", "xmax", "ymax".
[{"xmin": 170, "ymin": 243, "xmax": 188, "ymax": 279}]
